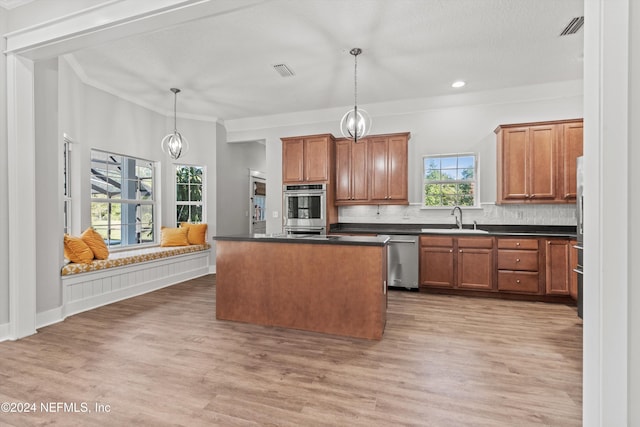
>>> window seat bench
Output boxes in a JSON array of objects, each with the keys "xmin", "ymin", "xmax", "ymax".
[{"xmin": 60, "ymin": 244, "xmax": 211, "ymax": 318}]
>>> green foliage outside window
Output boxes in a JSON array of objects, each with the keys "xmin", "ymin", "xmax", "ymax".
[
  {"xmin": 423, "ymin": 154, "xmax": 477, "ymax": 207},
  {"xmin": 176, "ymin": 166, "xmax": 204, "ymax": 225}
]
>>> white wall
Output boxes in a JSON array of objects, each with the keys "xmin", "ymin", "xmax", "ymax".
[
  {"xmin": 34, "ymin": 58, "xmax": 62, "ymax": 314},
  {"xmin": 216, "ymin": 139, "xmax": 266, "ymax": 235},
  {"xmin": 52, "ymin": 56, "xmax": 218, "ymax": 313},
  {"xmin": 630, "ymin": 3, "xmax": 640, "ymax": 423},
  {"xmin": 0, "ymin": 7, "xmax": 9, "ymax": 329},
  {"xmin": 161, "ymin": 114, "xmax": 218, "ymax": 266},
  {"xmin": 226, "ymin": 81, "xmax": 583, "ymax": 233}
]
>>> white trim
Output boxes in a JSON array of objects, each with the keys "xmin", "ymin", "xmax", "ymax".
[
  {"xmin": 36, "ymin": 306, "xmax": 65, "ymax": 329},
  {"xmin": 62, "ymin": 54, "xmax": 218, "ymax": 123},
  {"xmin": 6, "ymin": 53, "xmax": 37, "ymax": 340},
  {"xmin": 0, "ymin": 323, "xmax": 9, "ymax": 342},
  {"xmin": 0, "ymin": 0, "xmax": 34, "ymax": 10},
  {"xmin": 62, "ymin": 251, "xmax": 209, "ymax": 318}
]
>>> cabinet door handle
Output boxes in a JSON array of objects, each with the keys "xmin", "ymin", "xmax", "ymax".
[
  {"xmin": 516, "ymin": 258, "xmax": 520, "ymax": 262},
  {"xmin": 516, "ymin": 279, "xmax": 521, "ymax": 284},
  {"xmin": 459, "ymin": 249, "xmax": 463, "ymax": 253},
  {"xmin": 449, "ymin": 249, "xmax": 453, "ymax": 253},
  {"xmin": 516, "ymin": 242, "xmax": 521, "ymax": 246}
]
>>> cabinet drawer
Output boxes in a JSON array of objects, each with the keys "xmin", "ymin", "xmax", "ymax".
[
  {"xmin": 497, "ymin": 250, "xmax": 539, "ymax": 271},
  {"xmin": 420, "ymin": 236, "xmax": 453, "ymax": 247},
  {"xmin": 458, "ymin": 237, "xmax": 494, "ymax": 249},
  {"xmin": 497, "ymin": 271, "xmax": 540, "ymax": 293},
  {"xmin": 497, "ymin": 239, "xmax": 539, "ymax": 250}
]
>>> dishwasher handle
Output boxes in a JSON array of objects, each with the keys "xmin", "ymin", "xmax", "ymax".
[{"xmin": 388, "ymin": 239, "xmax": 417, "ymax": 244}]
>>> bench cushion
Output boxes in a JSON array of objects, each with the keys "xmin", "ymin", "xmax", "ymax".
[{"xmin": 61, "ymin": 244, "xmax": 210, "ymax": 276}]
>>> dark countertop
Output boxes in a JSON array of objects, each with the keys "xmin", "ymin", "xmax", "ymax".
[
  {"xmin": 329, "ymin": 223, "xmax": 577, "ymax": 238},
  {"xmin": 213, "ymin": 233, "xmax": 390, "ymax": 247}
]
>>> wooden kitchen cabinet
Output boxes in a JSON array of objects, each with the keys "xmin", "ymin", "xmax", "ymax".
[
  {"xmin": 335, "ymin": 137, "xmax": 368, "ymax": 203},
  {"xmin": 497, "ymin": 238, "xmax": 541, "ymax": 294},
  {"xmin": 335, "ymin": 132, "xmax": 410, "ymax": 205},
  {"xmin": 495, "ymin": 119, "xmax": 583, "ymax": 204},
  {"xmin": 282, "ymin": 134, "xmax": 334, "ymax": 183},
  {"xmin": 545, "ymin": 239, "xmax": 571, "ymax": 296},
  {"xmin": 559, "ymin": 122, "xmax": 584, "ymax": 201},
  {"xmin": 420, "ymin": 235, "xmax": 494, "ymax": 290},
  {"xmin": 457, "ymin": 238, "xmax": 494, "ymax": 290},
  {"xmin": 419, "ymin": 236, "xmax": 455, "ymax": 288},
  {"xmin": 369, "ymin": 134, "xmax": 409, "ymax": 204}
]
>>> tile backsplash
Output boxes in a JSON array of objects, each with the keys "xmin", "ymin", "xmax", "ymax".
[{"xmin": 339, "ymin": 203, "xmax": 577, "ymax": 226}]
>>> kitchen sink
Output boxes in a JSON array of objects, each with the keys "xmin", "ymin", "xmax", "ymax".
[{"xmin": 420, "ymin": 228, "xmax": 489, "ymax": 234}]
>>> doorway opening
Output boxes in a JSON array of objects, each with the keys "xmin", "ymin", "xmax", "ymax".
[{"xmin": 249, "ymin": 170, "xmax": 266, "ymax": 234}]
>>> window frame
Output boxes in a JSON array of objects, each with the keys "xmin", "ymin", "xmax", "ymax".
[
  {"xmin": 421, "ymin": 152, "xmax": 480, "ymax": 209},
  {"xmin": 175, "ymin": 164, "xmax": 206, "ymax": 226},
  {"xmin": 90, "ymin": 149, "xmax": 157, "ymax": 250},
  {"xmin": 63, "ymin": 135, "xmax": 72, "ymax": 235}
]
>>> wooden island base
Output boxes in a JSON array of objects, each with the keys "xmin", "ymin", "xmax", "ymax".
[{"xmin": 215, "ymin": 239, "xmax": 387, "ymax": 340}]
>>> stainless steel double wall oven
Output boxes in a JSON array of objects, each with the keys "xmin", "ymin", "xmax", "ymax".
[{"xmin": 283, "ymin": 184, "xmax": 327, "ymax": 235}]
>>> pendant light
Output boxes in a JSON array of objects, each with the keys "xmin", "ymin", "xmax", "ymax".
[
  {"xmin": 161, "ymin": 88, "xmax": 189, "ymax": 160},
  {"xmin": 340, "ymin": 48, "xmax": 372, "ymax": 143}
]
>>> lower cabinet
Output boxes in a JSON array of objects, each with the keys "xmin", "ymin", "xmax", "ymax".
[
  {"xmin": 545, "ymin": 239, "xmax": 571, "ymax": 295},
  {"xmin": 497, "ymin": 238, "xmax": 541, "ymax": 294},
  {"xmin": 419, "ymin": 234, "xmax": 577, "ymax": 300},
  {"xmin": 420, "ymin": 236, "xmax": 494, "ymax": 290}
]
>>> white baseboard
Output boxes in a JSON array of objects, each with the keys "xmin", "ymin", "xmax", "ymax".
[
  {"xmin": 0, "ymin": 322, "xmax": 9, "ymax": 342},
  {"xmin": 36, "ymin": 306, "xmax": 65, "ymax": 329}
]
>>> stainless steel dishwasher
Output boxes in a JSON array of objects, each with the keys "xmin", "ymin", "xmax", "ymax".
[{"xmin": 383, "ymin": 235, "xmax": 419, "ymax": 290}]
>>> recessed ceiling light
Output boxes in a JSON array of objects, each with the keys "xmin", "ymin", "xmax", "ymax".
[{"xmin": 451, "ymin": 81, "xmax": 466, "ymax": 88}]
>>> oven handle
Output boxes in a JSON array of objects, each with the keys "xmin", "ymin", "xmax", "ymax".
[
  {"xmin": 573, "ymin": 244, "xmax": 584, "ymax": 250},
  {"xmin": 573, "ymin": 268, "xmax": 584, "ymax": 275}
]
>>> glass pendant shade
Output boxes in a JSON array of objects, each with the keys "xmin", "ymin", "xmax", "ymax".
[
  {"xmin": 161, "ymin": 88, "xmax": 189, "ymax": 160},
  {"xmin": 340, "ymin": 48, "xmax": 371, "ymax": 143},
  {"xmin": 340, "ymin": 107, "xmax": 372, "ymax": 141},
  {"xmin": 161, "ymin": 131, "xmax": 189, "ymax": 160}
]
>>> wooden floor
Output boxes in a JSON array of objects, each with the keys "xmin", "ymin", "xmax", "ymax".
[{"xmin": 0, "ymin": 274, "xmax": 582, "ymax": 426}]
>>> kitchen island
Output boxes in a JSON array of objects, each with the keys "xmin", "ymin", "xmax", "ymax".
[{"xmin": 213, "ymin": 234, "xmax": 389, "ymax": 340}]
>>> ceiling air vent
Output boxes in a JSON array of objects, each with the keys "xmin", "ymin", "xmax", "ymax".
[
  {"xmin": 272, "ymin": 63, "xmax": 295, "ymax": 77},
  {"xmin": 560, "ymin": 16, "xmax": 584, "ymax": 36}
]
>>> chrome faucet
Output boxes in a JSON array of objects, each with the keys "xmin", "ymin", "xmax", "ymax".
[{"xmin": 451, "ymin": 206, "xmax": 463, "ymax": 229}]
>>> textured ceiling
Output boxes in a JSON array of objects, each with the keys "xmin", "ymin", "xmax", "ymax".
[{"xmin": 68, "ymin": 0, "xmax": 584, "ymax": 121}]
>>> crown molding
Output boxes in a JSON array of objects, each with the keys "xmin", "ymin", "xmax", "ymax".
[
  {"xmin": 0, "ymin": 0, "xmax": 34, "ymax": 10},
  {"xmin": 62, "ymin": 53, "xmax": 219, "ymax": 123}
]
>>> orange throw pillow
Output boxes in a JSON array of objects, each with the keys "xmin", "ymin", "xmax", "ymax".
[
  {"xmin": 63, "ymin": 234, "xmax": 94, "ymax": 263},
  {"xmin": 81, "ymin": 227, "xmax": 109, "ymax": 260},
  {"xmin": 180, "ymin": 222, "xmax": 208, "ymax": 245},
  {"xmin": 160, "ymin": 226, "xmax": 190, "ymax": 247}
]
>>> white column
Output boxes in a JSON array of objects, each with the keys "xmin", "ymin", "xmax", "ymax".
[
  {"xmin": 583, "ymin": 0, "xmax": 633, "ymax": 425},
  {"xmin": 6, "ymin": 53, "xmax": 37, "ymax": 339}
]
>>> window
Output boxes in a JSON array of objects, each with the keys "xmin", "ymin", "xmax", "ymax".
[
  {"xmin": 90, "ymin": 150, "xmax": 156, "ymax": 248},
  {"xmin": 176, "ymin": 165, "xmax": 205, "ymax": 225},
  {"xmin": 63, "ymin": 136, "xmax": 72, "ymax": 234},
  {"xmin": 423, "ymin": 153, "xmax": 478, "ymax": 207}
]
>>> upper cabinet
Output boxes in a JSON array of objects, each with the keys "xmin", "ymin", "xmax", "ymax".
[
  {"xmin": 282, "ymin": 134, "xmax": 334, "ymax": 183},
  {"xmin": 559, "ymin": 121, "xmax": 584, "ymax": 201},
  {"xmin": 335, "ymin": 132, "xmax": 410, "ymax": 205},
  {"xmin": 495, "ymin": 119, "xmax": 583, "ymax": 204},
  {"xmin": 335, "ymin": 137, "xmax": 369, "ymax": 203}
]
